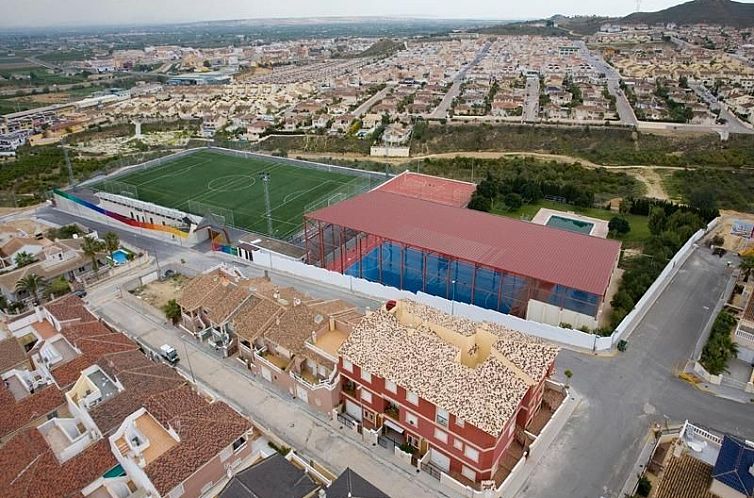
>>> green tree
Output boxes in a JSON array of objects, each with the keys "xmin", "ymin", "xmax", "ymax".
[
  {"xmin": 163, "ymin": 299, "xmax": 182, "ymax": 325},
  {"xmin": 648, "ymin": 207, "xmax": 667, "ymax": 235},
  {"xmin": 740, "ymin": 255, "xmax": 754, "ymax": 279},
  {"xmin": 103, "ymin": 232, "xmax": 120, "ymax": 258},
  {"xmin": 81, "ymin": 237, "xmax": 105, "ymax": 273},
  {"xmin": 14, "ymin": 251, "xmax": 36, "ymax": 268},
  {"xmin": 468, "ymin": 193, "xmax": 491, "ymax": 212},
  {"xmin": 15, "ymin": 273, "xmax": 45, "ymax": 304},
  {"xmin": 608, "ymin": 216, "xmax": 631, "ymax": 235},
  {"xmin": 503, "ymin": 192, "xmax": 523, "ymax": 211},
  {"xmin": 46, "ymin": 276, "xmax": 70, "ymax": 299}
]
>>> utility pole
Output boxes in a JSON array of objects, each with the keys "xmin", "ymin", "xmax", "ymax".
[{"xmin": 260, "ymin": 172, "xmax": 273, "ymax": 236}]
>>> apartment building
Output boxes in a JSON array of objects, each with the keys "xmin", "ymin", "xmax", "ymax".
[{"xmin": 336, "ymin": 300, "xmax": 560, "ymax": 489}]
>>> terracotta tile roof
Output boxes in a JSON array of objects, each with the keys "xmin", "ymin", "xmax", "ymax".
[
  {"xmin": 0, "ymin": 338, "xmax": 28, "ymax": 373},
  {"xmin": 45, "ymin": 295, "xmax": 97, "ymax": 324},
  {"xmin": 52, "ymin": 321, "xmax": 139, "ymax": 388},
  {"xmin": 654, "ymin": 453, "xmax": 720, "ymax": 498},
  {"xmin": 0, "ymin": 382, "xmax": 66, "ymax": 440},
  {"xmin": 143, "ymin": 385, "xmax": 208, "ymax": 428},
  {"xmin": 0, "ymin": 429, "xmax": 116, "ymax": 498},
  {"xmin": 338, "ymin": 300, "xmax": 559, "ymax": 437},
  {"xmin": 90, "ymin": 350, "xmax": 185, "ymax": 435},
  {"xmin": 232, "ymin": 297, "xmax": 283, "ymax": 341},
  {"xmin": 145, "ymin": 400, "xmax": 251, "ymax": 495}
]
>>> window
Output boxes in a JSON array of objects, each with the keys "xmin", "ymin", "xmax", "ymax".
[
  {"xmin": 406, "ymin": 433, "xmax": 420, "ymax": 448},
  {"xmin": 405, "ymin": 411, "xmax": 418, "ymax": 427},
  {"xmin": 406, "ymin": 391, "xmax": 418, "ymax": 405},
  {"xmin": 361, "ymin": 390, "xmax": 372, "ymax": 403},
  {"xmin": 360, "ymin": 369, "xmax": 372, "ymax": 383},
  {"xmin": 436, "ymin": 408, "xmax": 449, "ymax": 426},
  {"xmin": 456, "ymin": 417, "xmax": 465, "ymax": 428},
  {"xmin": 434, "ymin": 428, "xmax": 448, "ymax": 443},
  {"xmin": 46, "ymin": 410, "xmax": 58, "ymax": 421},
  {"xmin": 342, "ymin": 359, "xmax": 353, "ymax": 372},
  {"xmin": 461, "ymin": 466, "xmax": 476, "ymax": 482},
  {"xmin": 385, "ymin": 380, "xmax": 397, "ymax": 393},
  {"xmin": 464, "ymin": 446, "xmax": 479, "ymax": 462},
  {"xmin": 232, "ymin": 435, "xmax": 247, "ymax": 452},
  {"xmin": 453, "ymin": 438, "xmax": 463, "ymax": 451},
  {"xmin": 363, "ymin": 409, "xmax": 375, "ymax": 422}
]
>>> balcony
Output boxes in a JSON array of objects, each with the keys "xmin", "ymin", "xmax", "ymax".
[
  {"xmin": 254, "ymin": 347, "xmax": 290, "ymax": 372},
  {"xmin": 384, "ymin": 405, "xmax": 399, "ymax": 421}
]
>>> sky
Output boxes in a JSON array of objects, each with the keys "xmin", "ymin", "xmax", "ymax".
[{"xmin": 2, "ymin": 0, "xmax": 752, "ymax": 29}]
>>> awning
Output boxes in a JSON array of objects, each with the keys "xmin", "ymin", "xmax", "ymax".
[{"xmin": 384, "ymin": 419, "xmax": 404, "ymax": 433}]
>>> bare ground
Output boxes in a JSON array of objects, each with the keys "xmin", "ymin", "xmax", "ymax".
[{"xmin": 131, "ymin": 274, "xmax": 191, "ymax": 310}]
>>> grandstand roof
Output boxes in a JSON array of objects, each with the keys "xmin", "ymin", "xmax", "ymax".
[{"xmin": 307, "ymin": 190, "xmax": 621, "ymax": 296}]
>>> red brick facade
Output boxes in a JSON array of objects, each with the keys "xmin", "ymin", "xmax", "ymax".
[{"xmin": 338, "ymin": 358, "xmax": 555, "ymax": 482}]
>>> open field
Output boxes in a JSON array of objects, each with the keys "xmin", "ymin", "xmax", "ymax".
[{"xmin": 94, "ymin": 150, "xmax": 378, "ymax": 237}]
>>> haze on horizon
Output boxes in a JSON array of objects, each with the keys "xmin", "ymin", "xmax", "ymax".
[{"xmin": 4, "ymin": 0, "xmax": 753, "ymax": 29}]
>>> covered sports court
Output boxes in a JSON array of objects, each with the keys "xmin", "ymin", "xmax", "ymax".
[{"xmin": 304, "ymin": 188, "xmax": 621, "ymax": 319}]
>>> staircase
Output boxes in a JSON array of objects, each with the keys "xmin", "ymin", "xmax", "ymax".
[{"xmin": 116, "ymin": 438, "xmax": 130, "ymax": 456}]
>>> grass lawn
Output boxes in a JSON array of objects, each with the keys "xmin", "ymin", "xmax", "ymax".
[
  {"xmin": 94, "ymin": 149, "xmax": 381, "ymax": 237},
  {"xmin": 491, "ymin": 199, "xmax": 651, "ymax": 248}
]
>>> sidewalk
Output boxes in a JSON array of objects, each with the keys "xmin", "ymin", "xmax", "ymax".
[{"xmin": 94, "ymin": 296, "xmax": 449, "ymax": 498}]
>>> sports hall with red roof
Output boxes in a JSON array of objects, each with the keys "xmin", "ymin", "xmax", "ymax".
[{"xmin": 304, "ymin": 174, "xmax": 621, "ymax": 320}]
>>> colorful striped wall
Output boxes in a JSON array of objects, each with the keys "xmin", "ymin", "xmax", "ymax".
[{"xmin": 53, "ymin": 189, "xmax": 190, "ymax": 238}]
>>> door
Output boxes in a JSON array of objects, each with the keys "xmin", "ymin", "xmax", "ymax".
[
  {"xmin": 261, "ymin": 367, "xmax": 271, "ymax": 382},
  {"xmin": 295, "ymin": 384, "xmax": 309, "ymax": 403},
  {"xmin": 345, "ymin": 399, "xmax": 362, "ymax": 421},
  {"xmin": 429, "ymin": 448, "xmax": 451, "ymax": 473}
]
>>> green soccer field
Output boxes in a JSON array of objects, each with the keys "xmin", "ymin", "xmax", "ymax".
[{"xmin": 95, "ymin": 149, "xmax": 374, "ymax": 237}]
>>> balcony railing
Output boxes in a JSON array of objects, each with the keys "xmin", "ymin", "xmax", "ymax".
[{"xmin": 384, "ymin": 406, "xmax": 399, "ymax": 420}]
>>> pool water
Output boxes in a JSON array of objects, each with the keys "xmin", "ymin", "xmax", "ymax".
[
  {"xmin": 111, "ymin": 249, "xmax": 129, "ymax": 266},
  {"xmin": 546, "ymin": 215, "xmax": 594, "ymax": 235}
]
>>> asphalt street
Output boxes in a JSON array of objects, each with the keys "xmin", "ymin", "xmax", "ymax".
[
  {"xmin": 521, "ymin": 248, "xmax": 753, "ymax": 498},
  {"xmin": 30, "ymin": 206, "xmax": 754, "ymax": 497}
]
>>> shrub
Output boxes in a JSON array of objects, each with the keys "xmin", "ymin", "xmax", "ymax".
[{"xmin": 637, "ymin": 476, "xmax": 652, "ymax": 497}]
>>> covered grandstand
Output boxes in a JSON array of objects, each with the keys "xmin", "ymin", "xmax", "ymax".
[{"xmin": 303, "ymin": 187, "xmax": 621, "ymax": 321}]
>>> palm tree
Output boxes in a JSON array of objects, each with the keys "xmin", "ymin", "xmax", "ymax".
[
  {"xmin": 103, "ymin": 232, "xmax": 120, "ymax": 264},
  {"xmin": 16, "ymin": 273, "xmax": 45, "ymax": 305},
  {"xmin": 14, "ymin": 252, "xmax": 36, "ymax": 268},
  {"xmin": 81, "ymin": 237, "xmax": 105, "ymax": 273}
]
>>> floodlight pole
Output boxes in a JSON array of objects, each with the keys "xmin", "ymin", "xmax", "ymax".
[{"xmin": 260, "ymin": 172, "xmax": 273, "ymax": 236}]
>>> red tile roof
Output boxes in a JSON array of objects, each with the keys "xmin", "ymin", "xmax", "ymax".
[
  {"xmin": 90, "ymin": 350, "xmax": 185, "ymax": 435},
  {"xmin": 0, "ymin": 382, "xmax": 65, "ymax": 440},
  {"xmin": 44, "ymin": 295, "xmax": 97, "ymax": 324},
  {"xmin": 0, "ymin": 429, "xmax": 116, "ymax": 498},
  {"xmin": 307, "ymin": 190, "xmax": 621, "ymax": 296},
  {"xmin": 0, "ymin": 338, "xmax": 28, "ymax": 373},
  {"xmin": 146, "ymin": 400, "xmax": 251, "ymax": 495},
  {"xmin": 52, "ymin": 321, "xmax": 139, "ymax": 389}
]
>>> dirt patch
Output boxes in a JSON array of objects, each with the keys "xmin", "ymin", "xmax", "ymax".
[
  {"xmin": 624, "ymin": 168, "xmax": 669, "ymax": 200},
  {"xmin": 131, "ymin": 274, "xmax": 191, "ymax": 310},
  {"xmin": 709, "ymin": 210, "xmax": 754, "ymax": 253}
]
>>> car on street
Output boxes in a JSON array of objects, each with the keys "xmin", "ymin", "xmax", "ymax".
[{"xmin": 159, "ymin": 344, "xmax": 180, "ymax": 365}]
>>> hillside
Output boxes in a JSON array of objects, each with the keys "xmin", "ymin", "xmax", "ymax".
[{"xmin": 621, "ymin": 0, "xmax": 754, "ymax": 27}]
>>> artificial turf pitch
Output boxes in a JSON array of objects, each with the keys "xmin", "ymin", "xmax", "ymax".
[{"xmin": 97, "ymin": 150, "xmax": 368, "ymax": 237}]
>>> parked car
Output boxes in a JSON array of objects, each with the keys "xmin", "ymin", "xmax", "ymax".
[
  {"xmin": 159, "ymin": 344, "xmax": 180, "ymax": 365},
  {"xmin": 73, "ymin": 289, "xmax": 87, "ymax": 298}
]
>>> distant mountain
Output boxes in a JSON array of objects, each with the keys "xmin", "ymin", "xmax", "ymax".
[{"xmin": 621, "ymin": 0, "xmax": 754, "ymax": 27}]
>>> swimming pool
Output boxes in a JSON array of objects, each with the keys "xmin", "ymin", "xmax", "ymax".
[
  {"xmin": 111, "ymin": 249, "xmax": 129, "ymax": 266},
  {"xmin": 546, "ymin": 215, "xmax": 594, "ymax": 235}
]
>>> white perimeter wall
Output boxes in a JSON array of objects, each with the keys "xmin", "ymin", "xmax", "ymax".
[{"xmin": 247, "ymin": 217, "xmax": 718, "ymax": 351}]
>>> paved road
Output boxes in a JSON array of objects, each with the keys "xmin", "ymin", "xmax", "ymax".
[
  {"xmin": 521, "ymin": 248, "xmax": 753, "ymax": 498},
  {"xmin": 691, "ymin": 83, "xmax": 753, "ymax": 135},
  {"xmin": 578, "ymin": 42, "xmax": 638, "ymax": 127},
  {"xmin": 351, "ymin": 85, "xmax": 392, "ymax": 117},
  {"xmin": 90, "ymin": 290, "xmax": 447, "ymax": 498},
  {"xmin": 430, "ymin": 42, "xmax": 490, "ymax": 120},
  {"xmin": 523, "ymin": 77, "xmax": 540, "ymax": 123},
  {"xmin": 31, "ymin": 206, "xmax": 754, "ymax": 497}
]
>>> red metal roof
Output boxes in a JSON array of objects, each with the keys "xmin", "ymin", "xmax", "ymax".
[{"xmin": 307, "ymin": 190, "xmax": 621, "ymax": 296}]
